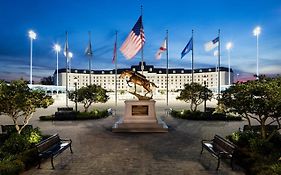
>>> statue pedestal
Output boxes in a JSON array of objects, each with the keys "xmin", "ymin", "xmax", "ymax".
[{"xmin": 112, "ymin": 100, "xmax": 168, "ymax": 132}]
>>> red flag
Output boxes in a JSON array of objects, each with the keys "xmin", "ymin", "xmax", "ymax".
[{"xmin": 155, "ymin": 39, "xmax": 167, "ymax": 60}]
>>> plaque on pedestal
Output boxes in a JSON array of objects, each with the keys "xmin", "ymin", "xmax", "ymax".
[{"xmin": 112, "ymin": 100, "xmax": 168, "ymax": 133}]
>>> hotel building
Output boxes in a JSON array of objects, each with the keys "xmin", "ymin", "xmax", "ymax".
[{"xmin": 55, "ymin": 62, "xmax": 233, "ymax": 94}]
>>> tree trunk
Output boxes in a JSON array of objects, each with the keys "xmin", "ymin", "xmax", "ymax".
[{"xmin": 260, "ymin": 119, "xmax": 266, "ymax": 140}]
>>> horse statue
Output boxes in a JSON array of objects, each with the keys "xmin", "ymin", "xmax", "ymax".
[{"xmin": 120, "ymin": 70, "xmax": 158, "ymax": 100}]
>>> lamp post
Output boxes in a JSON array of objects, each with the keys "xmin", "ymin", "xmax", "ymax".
[
  {"xmin": 53, "ymin": 44, "xmax": 61, "ymax": 94},
  {"xmin": 28, "ymin": 30, "xmax": 36, "ymax": 85},
  {"xmin": 253, "ymin": 26, "xmax": 261, "ymax": 80},
  {"xmin": 226, "ymin": 42, "xmax": 233, "ymax": 85},
  {"xmin": 73, "ymin": 77, "xmax": 78, "ymax": 112},
  {"xmin": 203, "ymin": 76, "xmax": 207, "ymax": 113}
]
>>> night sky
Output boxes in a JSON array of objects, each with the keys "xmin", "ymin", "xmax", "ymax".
[{"xmin": 0, "ymin": 0, "xmax": 281, "ymax": 82}]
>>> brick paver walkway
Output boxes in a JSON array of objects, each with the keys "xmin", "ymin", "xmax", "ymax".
[{"xmin": 22, "ymin": 113, "xmax": 245, "ymax": 175}]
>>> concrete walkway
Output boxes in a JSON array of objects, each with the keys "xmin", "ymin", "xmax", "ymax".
[{"xmin": 20, "ymin": 107, "xmax": 246, "ymax": 175}]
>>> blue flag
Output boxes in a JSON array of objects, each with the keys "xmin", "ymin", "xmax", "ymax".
[{"xmin": 181, "ymin": 37, "xmax": 193, "ymax": 59}]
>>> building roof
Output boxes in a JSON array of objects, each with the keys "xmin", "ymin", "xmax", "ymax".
[{"xmin": 56, "ymin": 62, "xmax": 233, "ymax": 74}]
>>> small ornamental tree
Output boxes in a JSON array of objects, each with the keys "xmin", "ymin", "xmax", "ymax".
[
  {"xmin": 176, "ymin": 83, "xmax": 213, "ymax": 112},
  {"xmin": 69, "ymin": 84, "xmax": 109, "ymax": 112},
  {"xmin": 0, "ymin": 80, "xmax": 54, "ymax": 134},
  {"xmin": 221, "ymin": 77, "xmax": 281, "ymax": 140}
]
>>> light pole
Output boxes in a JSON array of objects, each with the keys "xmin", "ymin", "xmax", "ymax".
[
  {"xmin": 253, "ymin": 26, "xmax": 261, "ymax": 80},
  {"xmin": 53, "ymin": 44, "xmax": 61, "ymax": 94},
  {"xmin": 203, "ymin": 76, "xmax": 207, "ymax": 113},
  {"xmin": 73, "ymin": 77, "xmax": 78, "ymax": 112},
  {"xmin": 226, "ymin": 42, "xmax": 233, "ymax": 85},
  {"xmin": 28, "ymin": 30, "xmax": 36, "ymax": 85}
]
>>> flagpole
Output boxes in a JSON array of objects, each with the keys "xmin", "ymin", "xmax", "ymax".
[
  {"xmin": 115, "ymin": 31, "xmax": 118, "ymax": 107},
  {"xmin": 166, "ymin": 30, "xmax": 169, "ymax": 107},
  {"xmin": 191, "ymin": 29, "xmax": 194, "ymax": 83},
  {"xmin": 65, "ymin": 31, "xmax": 69, "ymax": 107},
  {"xmin": 218, "ymin": 29, "xmax": 221, "ymax": 101},
  {"xmin": 88, "ymin": 31, "xmax": 92, "ymax": 85},
  {"xmin": 141, "ymin": 5, "xmax": 144, "ymax": 75}
]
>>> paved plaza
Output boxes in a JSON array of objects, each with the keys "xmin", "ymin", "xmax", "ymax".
[{"xmin": 1, "ymin": 97, "xmax": 246, "ymax": 175}]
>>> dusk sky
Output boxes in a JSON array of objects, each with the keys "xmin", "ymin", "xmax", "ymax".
[{"xmin": 0, "ymin": 0, "xmax": 281, "ymax": 82}]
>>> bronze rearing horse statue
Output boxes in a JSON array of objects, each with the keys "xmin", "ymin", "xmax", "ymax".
[{"xmin": 120, "ymin": 70, "xmax": 158, "ymax": 98}]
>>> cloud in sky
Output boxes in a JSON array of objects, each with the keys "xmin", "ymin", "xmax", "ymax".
[{"xmin": 0, "ymin": 0, "xmax": 281, "ymax": 82}]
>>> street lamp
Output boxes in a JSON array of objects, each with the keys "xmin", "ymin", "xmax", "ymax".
[
  {"xmin": 203, "ymin": 76, "xmax": 207, "ymax": 113},
  {"xmin": 73, "ymin": 77, "xmax": 78, "ymax": 112},
  {"xmin": 226, "ymin": 42, "xmax": 233, "ymax": 85},
  {"xmin": 28, "ymin": 30, "xmax": 37, "ymax": 85},
  {"xmin": 53, "ymin": 44, "xmax": 61, "ymax": 94},
  {"xmin": 253, "ymin": 26, "xmax": 261, "ymax": 80}
]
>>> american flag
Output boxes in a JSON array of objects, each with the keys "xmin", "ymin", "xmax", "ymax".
[{"xmin": 120, "ymin": 16, "xmax": 145, "ymax": 59}]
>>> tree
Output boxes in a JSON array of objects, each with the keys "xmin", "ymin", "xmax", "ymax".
[
  {"xmin": 40, "ymin": 76, "xmax": 54, "ymax": 85},
  {"xmin": 0, "ymin": 80, "xmax": 54, "ymax": 134},
  {"xmin": 176, "ymin": 83, "xmax": 213, "ymax": 112},
  {"xmin": 69, "ymin": 84, "xmax": 109, "ymax": 112},
  {"xmin": 221, "ymin": 77, "xmax": 281, "ymax": 140}
]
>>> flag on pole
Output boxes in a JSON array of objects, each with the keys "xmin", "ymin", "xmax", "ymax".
[
  {"xmin": 85, "ymin": 38, "xmax": 93, "ymax": 57},
  {"xmin": 155, "ymin": 39, "xmax": 167, "ymax": 59},
  {"xmin": 120, "ymin": 16, "xmax": 145, "ymax": 59},
  {"xmin": 204, "ymin": 37, "xmax": 219, "ymax": 51},
  {"xmin": 64, "ymin": 33, "xmax": 72, "ymax": 63},
  {"xmin": 112, "ymin": 39, "xmax": 117, "ymax": 63},
  {"xmin": 181, "ymin": 37, "xmax": 193, "ymax": 59}
]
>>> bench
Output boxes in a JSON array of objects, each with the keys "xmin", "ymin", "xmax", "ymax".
[
  {"xmin": 55, "ymin": 107, "xmax": 76, "ymax": 120},
  {"xmin": 200, "ymin": 134, "xmax": 236, "ymax": 170},
  {"xmin": 36, "ymin": 133, "xmax": 73, "ymax": 169}
]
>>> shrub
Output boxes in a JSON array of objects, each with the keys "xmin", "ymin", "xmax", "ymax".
[
  {"xmin": 0, "ymin": 159, "xmax": 24, "ymax": 175},
  {"xmin": 0, "ymin": 128, "xmax": 42, "ymax": 156},
  {"xmin": 40, "ymin": 109, "xmax": 109, "ymax": 121},
  {"xmin": 170, "ymin": 109, "xmax": 242, "ymax": 121}
]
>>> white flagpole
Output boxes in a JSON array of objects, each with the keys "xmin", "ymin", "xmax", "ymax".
[
  {"xmin": 218, "ymin": 29, "xmax": 221, "ymax": 100},
  {"xmin": 191, "ymin": 29, "xmax": 194, "ymax": 83},
  {"xmin": 88, "ymin": 31, "xmax": 92, "ymax": 85},
  {"xmin": 140, "ymin": 5, "xmax": 144, "ymax": 75},
  {"xmin": 65, "ymin": 31, "xmax": 69, "ymax": 107},
  {"xmin": 166, "ymin": 30, "xmax": 169, "ymax": 106},
  {"xmin": 115, "ymin": 31, "xmax": 118, "ymax": 107}
]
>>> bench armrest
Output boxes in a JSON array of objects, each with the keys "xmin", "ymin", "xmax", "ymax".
[
  {"xmin": 201, "ymin": 139, "xmax": 213, "ymax": 144},
  {"xmin": 60, "ymin": 138, "xmax": 72, "ymax": 143}
]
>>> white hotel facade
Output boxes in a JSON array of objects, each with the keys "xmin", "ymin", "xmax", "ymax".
[{"xmin": 55, "ymin": 62, "xmax": 233, "ymax": 94}]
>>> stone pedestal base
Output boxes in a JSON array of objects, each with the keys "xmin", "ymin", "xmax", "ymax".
[{"xmin": 112, "ymin": 100, "xmax": 168, "ymax": 133}]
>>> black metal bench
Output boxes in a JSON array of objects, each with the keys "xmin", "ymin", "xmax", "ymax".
[
  {"xmin": 36, "ymin": 133, "xmax": 73, "ymax": 169},
  {"xmin": 55, "ymin": 107, "xmax": 76, "ymax": 120},
  {"xmin": 200, "ymin": 134, "xmax": 236, "ymax": 170}
]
